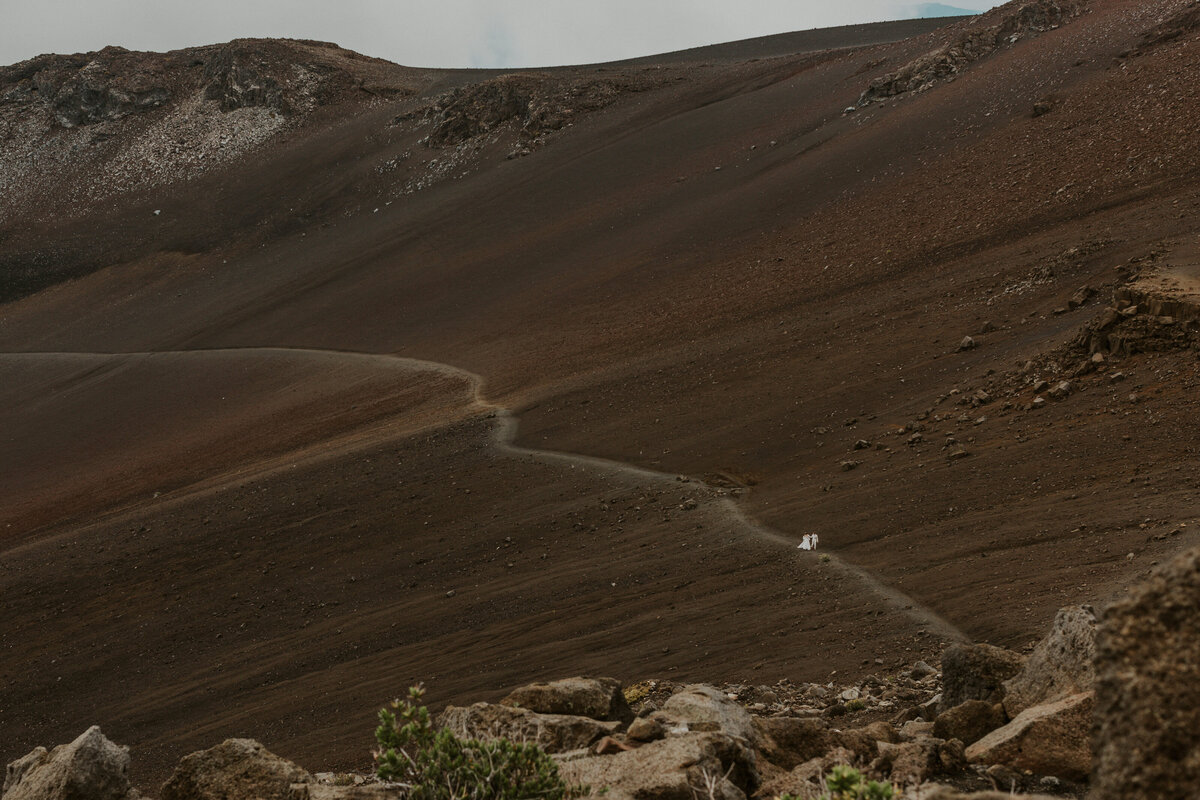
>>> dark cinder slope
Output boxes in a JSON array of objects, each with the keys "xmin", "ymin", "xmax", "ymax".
[{"xmin": 4, "ymin": 0, "xmax": 1200, "ymax": 781}]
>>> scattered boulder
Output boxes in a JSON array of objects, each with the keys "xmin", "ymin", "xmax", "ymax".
[
  {"xmin": 558, "ymin": 733, "xmax": 757, "ymax": 800},
  {"xmin": 160, "ymin": 739, "xmax": 308, "ymax": 800},
  {"xmin": 439, "ymin": 703, "xmax": 620, "ymax": 754},
  {"xmin": 965, "ymin": 692, "xmax": 1092, "ymax": 782},
  {"xmin": 933, "ymin": 700, "xmax": 1006, "ymax": 746},
  {"xmin": 939, "ymin": 644, "xmax": 1024, "ymax": 711},
  {"xmin": 1068, "ymin": 286, "xmax": 1095, "ymax": 309},
  {"xmin": 2, "ymin": 727, "xmax": 134, "ymax": 800},
  {"xmin": 660, "ymin": 685, "xmax": 758, "ymax": 745},
  {"xmin": 626, "ymin": 716, "xmax": 666, "ymax": 743},
  {"xmin": 910, "ymin": 660, "xmax": 938, "ymax": 681},
  {"xmin": 1002, "ymin": 605, "xmax": 1096, "ymax": 717},
  {"xmin": 1047, "ymin": 380, "xmax": 1072, "ymax": 399},
  {"xmin": 831, "ymin": 721, "xmax": 898, "ymax": 763},
  {"xmin": 959, "ymin": 336, "xmax": 978, "ymax": 351},
  {"xmin": 501, "ymin": 677, "xmax": 634, "ymax": 724},
  {"xmin": 1092, "ymin": 547, "xmax": 1200, "ymax": 799},
  {"xmin": 870, "ymin": 737, "xmax": 964, "ymax": 787},
  {"xmin": 752, "ymin": 717, "xmax": 829, "ymax": 770}
]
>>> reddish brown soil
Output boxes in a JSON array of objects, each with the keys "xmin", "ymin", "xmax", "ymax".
[{"xmin": 4, "ymin": 0, "xmax": 1200, "ymax": 783}]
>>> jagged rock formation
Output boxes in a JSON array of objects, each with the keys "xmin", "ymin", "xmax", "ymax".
[
  {"xmin": 859, "ymin": 0, "xmax": 1088, "ymax": 104},
  {"xmin": 2, "ymin": 727, "xmax": 134, "ymax": 800}
]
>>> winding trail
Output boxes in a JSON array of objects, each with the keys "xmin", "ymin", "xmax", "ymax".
[{"xmin": 4, "ymin": 345, "xmax": 969, "ymax": 643}]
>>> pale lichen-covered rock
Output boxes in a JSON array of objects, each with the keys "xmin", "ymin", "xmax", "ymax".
[
  {"xmin": 500, "ymin": 677, "xmax": 634, "ymax": 723},
  {"xmin": 660, "ymin": 685, "xmax": 758, "ymax": 745},
  {"xmin": 438, "ymin": 703, "xmax": 620, "ymax": 754},
  {"xmin": 2, "ymin": 727, "xmax": 133, "ymax": 800},
  {"xmin": 558, "ymin": 733, "xmax": 756, "ymax": 800},
  {"xmin": 1002, "ymin": 605, "xmax": 1096, "ymax": 717},
  {"xmin": 160, "ymin": 739, "xmax": 309, "ymax": 800},
  {"xmin": 965, "ymin": 692, "xmax": 1092, "ymax": 782}
]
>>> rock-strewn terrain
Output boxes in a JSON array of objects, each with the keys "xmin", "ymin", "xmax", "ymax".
[{"xmin": 10, "ymin": 549, "xmax": 1198, "ymax": 800}]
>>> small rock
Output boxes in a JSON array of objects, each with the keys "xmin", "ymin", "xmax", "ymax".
[
  {"xmin": 933, "ymin": 700, "xmax": 1006, "ymax": 746},
  {"xmin": 626, "ymin": 716, "xmax": 665, "ymax": 743},
  {"xmin": 959, "ymin": 336, "xmax": 978, "ymax": 351},
  {"xmin": 1047, "ymin": 380, "xmax": 1072, "ymax": 399},
  {"xmin": 840, "ymin": 460, "xmax": 861, "ymax": 472},
  {"xmin": 940, "ymin": 643, "xmax": 1024, "ymax": 712},
  {"xmin": 911, "ymin": 660, "xmax": 937, "ymax": 680}
]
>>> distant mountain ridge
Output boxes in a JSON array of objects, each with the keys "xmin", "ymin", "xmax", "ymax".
[{"xmin": 911, "ymin": 2, "xmax": 982, "ymax": 16}]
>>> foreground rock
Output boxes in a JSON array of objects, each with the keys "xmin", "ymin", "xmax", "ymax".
[
  {"xmin": 1092, "ymin": 547, "xmax": 1200, "ymax": 799},
  {"xmin": 660, "ymin": 685, "xmax": 758, "ymax": 745},
  {"xmin": 2, "ymin": 727, "xmax": 134, "ymax": 800},
  {"xmin": 501, "ymin": 676, "xmax": 634, "ymax": 724},
  {"xmin": 160, "ymin": 739, "xmax": 309, "ymax": 800},
  {"xmin": 932, "ymin": 700, "xmax": 1005, "ymax": 746},
  {"xmin": 1002, "ymin": 605, "xmax": 1096, "ymax": 717},
  {"xmin": 939, "ymin": 643, "xmax": 1024, "ymax": 711},
  {"xmin": 558, "ymin": 733, "xmax": 756, "ymax": 800},
  {"xmin": 438, "ymin": 703, "xmax": 620, "ymax": 754},
  {"xmin": 965, "ymin": 692, "xmax": 1093, "ymax": 782}
]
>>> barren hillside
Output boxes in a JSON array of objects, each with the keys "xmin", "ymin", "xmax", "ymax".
[{"xmin": 3, "ymin": 0, "xmax": 1200, "ymax": 784}]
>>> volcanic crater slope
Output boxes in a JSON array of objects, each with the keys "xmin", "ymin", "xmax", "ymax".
[{"xmin": 4, "ymin": 0, "xmax": 1200, "ymax": 786}]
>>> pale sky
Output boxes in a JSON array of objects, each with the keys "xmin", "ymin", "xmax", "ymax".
[{"xmin": 2, "ymin": 1, "xmax": 995, "ymax": 69}]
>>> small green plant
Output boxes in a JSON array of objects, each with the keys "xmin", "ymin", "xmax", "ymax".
[
  {"xmin": 845, "ymin": 698, "xmax": 867, "ymax": 712},
  {"xmin": 374, "ymin": 685, "xmax": 581, "ymax": 800},
  {"xmin": 819, "ymin": 765, "xmax": 894, "ymax": 800},
  {"xmin": 820, "ymin": 553, "xmax": 832, "ymax": 563}
]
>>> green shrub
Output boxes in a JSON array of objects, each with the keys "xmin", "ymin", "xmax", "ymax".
[
  {"xmin": 820, "ymin": 765, "xmax": 894, "ymax": 800},
  {"xmin": 845, "ymin": 698, "xmax": 867, "ymax": 712},
  {"xmin": 374, "ymin": 685, "xmax": 582, "ymax": 800}
]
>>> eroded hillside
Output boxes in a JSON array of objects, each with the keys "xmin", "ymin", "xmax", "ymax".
[{"xmin": 3, "ymin": 0, "xmax": 1200, "ymax": 782}]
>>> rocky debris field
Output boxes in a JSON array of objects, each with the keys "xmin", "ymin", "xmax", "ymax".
[
  {"xmin": 0, "ymin": 39, "xmax": 418, "ymax": 223},
  {"xmin": 11, "ymin": 543, "xmax": 1200, "ymax": 800}
]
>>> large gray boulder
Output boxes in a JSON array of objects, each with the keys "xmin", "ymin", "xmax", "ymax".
[
  {"xmin": 438, "ymin": 703, "xmax": 620, "ymax": 754},
  {"xmin": 1002, "ymin": 605, "xmax": 1096, "ymax": 717},
  {"xmin": 557, "ymin": 733, "xmax": 756, "ymax": 800},
  {"xmin": 965, "ymin": 692, "xmax": 1092, "ymax": 782},
  {"xmin": 660, "ymin": 685, "xmax": 758, "ymax": 745},
  {"xmin": 3, "ymin": 727, "xmax": 133, "ymax": 800},
  {"xmin": 160, "ymin": 739, "xmax": 309, "ymax": 800},
  {"xmin": 939, "ymin": 644, "xmax": 1024, "ymax": 712},
  {"xmin": 500, "ymin": 677, "xmax": 634, "ymax": 724},
  {"xmin": 1092, "ymin": 547, "xmax": 1200, "ymax": 800}
]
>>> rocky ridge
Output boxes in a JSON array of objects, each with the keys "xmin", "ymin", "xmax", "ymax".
[
  {"xmin": 0, "ymin": 39, "xmax": 417, "ymax": 221},
  {"xmin": 858, "ymin": 0, "xmax": 1088, "ymax": 104}
]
